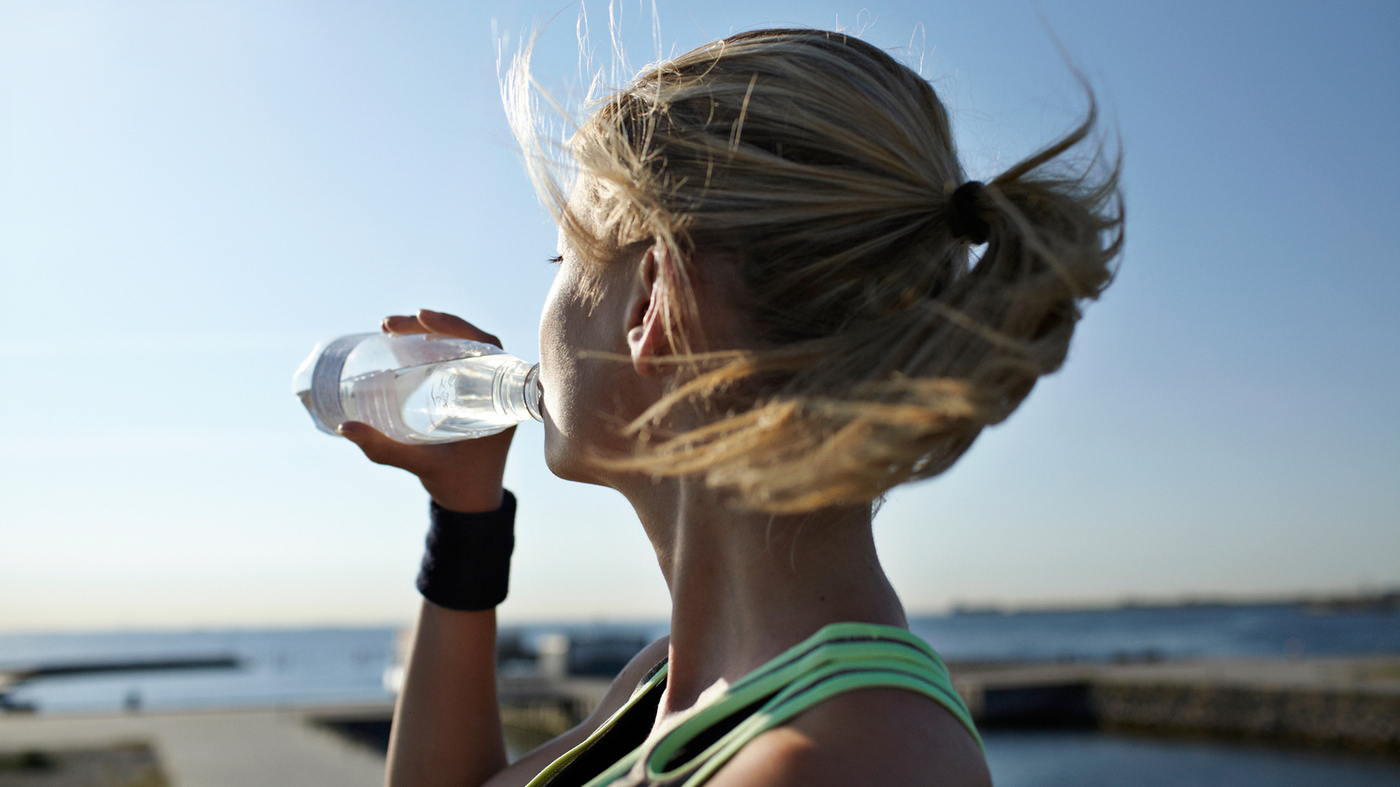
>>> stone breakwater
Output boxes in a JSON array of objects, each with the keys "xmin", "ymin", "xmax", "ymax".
[
  {"xmin": 488, "ymin": 656, "xmax": 1400, "ymax": 756},
  {"xmin": 949, "ymin": 656, "xmax": 1400, "ymax": 755}
]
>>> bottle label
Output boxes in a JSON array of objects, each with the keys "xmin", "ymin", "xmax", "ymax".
[{"xmin": 310, "ymin": 334, "xmax": 368, "ymax": 430}]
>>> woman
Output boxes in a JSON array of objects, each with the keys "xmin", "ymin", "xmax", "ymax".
[{"xmin": 338, "ymin": 28, "xmax": 1121, "ymax": 787}]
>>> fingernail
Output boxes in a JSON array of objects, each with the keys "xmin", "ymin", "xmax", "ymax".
[
  {"xmin": 419, "ymin": 308, "xmax": 439, "ymax": 317},
  {"xmin": 336, "ymin": 423, "xmax": 356, "ymax": 439}
]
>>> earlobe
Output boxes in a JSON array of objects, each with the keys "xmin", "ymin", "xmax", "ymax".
[{"xmin": 626, "ymin": 324, "xmax": 651, "ymax": 375}]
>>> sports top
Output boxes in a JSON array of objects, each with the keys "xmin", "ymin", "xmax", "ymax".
[{"xmin": 524, "ymin": 622, "xmax": 982, "ymax": 787}]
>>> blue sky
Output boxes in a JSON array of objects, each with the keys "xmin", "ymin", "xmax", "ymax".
[{"xmin": 1, "ymin": 0, "xmax": 1396, "ymax": 630}]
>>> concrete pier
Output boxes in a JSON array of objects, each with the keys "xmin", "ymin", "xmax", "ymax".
[
  {"xmin": 0, "ymin": 705, "xmax": 389, "ymax": 787},
  {"xmin": 1, "ymin": 656, "xmax": 1394, "ymax": 784},
  {"xmin": 492, "ymin": 657, "xmax": 1400, "ymax": 756},
  {"xmin": 949, "ymin": 656, "xmax": 1400, "ymax": 754},
  {"xmin": 491, "ymin": 656, "xmax": 1400, "ymax": 756}
]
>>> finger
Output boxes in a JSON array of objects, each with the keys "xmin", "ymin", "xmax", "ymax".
[
  {"xmin": 337, "ymin": 421, "xmax": 421, "ymax": 470},
  {"xmin": 417, "ymin": 309, "xmax": 502, "ymax": 347},
  {"xmin": 382, "ymin": 314, "xmax": 431, "ymax": 336}
]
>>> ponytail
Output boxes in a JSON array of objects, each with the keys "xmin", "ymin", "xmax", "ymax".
[{"xmin": 512, "ymin": 29, "xmax": 1124, "ymax": 512}]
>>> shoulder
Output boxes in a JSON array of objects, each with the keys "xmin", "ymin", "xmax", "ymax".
[
  {"xmin": 590, "ymin": 634, "xmax": 671, "ymax": 719},
  {"xmin": 482, "ymin": 635, "xmax": 670, "ymax": 787},
  {"xmin": 544, "ymin": 633, "xmax": 671, "ymax": 740},
  {"xmin": 706, "ymin": 688, "xmax": 990, "ymax": 787}
]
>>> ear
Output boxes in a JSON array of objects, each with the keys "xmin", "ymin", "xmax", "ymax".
[{"xmin": 626, "ymin": 241, "xmax": 673, "ymax": 376}]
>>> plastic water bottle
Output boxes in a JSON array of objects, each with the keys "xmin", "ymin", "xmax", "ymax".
[{"xmin": 293, "ymin": 333, "xmax": 542, "ymax": 443}]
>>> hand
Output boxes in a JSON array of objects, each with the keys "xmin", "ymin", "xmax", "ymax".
[{"xmin": 337, "ymin": 309, "xmax": 516, "ymax": 513}]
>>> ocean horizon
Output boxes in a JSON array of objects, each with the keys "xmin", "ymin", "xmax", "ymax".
[
  {"xmin": 3, "ymin": 598, "xmax": 1397, "ymax": 716},
  {"xmin": 3, "ymin": 600, "xmax": 1398, "ymax": 787}
]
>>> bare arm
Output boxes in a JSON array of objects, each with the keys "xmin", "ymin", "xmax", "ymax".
[
  {"xmin": 386, "ymin": 602, "xmax": 507, "ymax": 787},
  {"xmin": 344, "ymin": 312, "xmax": 670, "ymax": 786},
  {"xmin": 337, "ymin": 310, "xmax": 518, "ymax": 787}
]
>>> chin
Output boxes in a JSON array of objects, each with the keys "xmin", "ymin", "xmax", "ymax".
[{"xmin": 542, "ymin": 416, "xmax": 603, "ymax": 486}]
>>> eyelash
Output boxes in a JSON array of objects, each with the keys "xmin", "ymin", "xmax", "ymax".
[{"xmin": 547, "ymin": 255, "xmax": 563, "ymax": 265}]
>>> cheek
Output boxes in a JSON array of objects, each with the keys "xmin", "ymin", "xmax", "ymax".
[
  {"xmin": 539, "ymin": 278, "xmax": 579, "ymax": 478},
  {"xmin": 538, "ymin": 280, "xmax": 605, "ymax": 482},
  {"xmin": 538, "ymin": 276, "xmax": 573, "ymax": 424},
  {"xmin": 538, "ymin": 265, "xmax": 606, "ymax": 436}
]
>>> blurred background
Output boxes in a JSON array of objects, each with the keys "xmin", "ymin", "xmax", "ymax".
[{"xmin": 1, "ymin": 1, "xmax": 1397, "ymax": 785}]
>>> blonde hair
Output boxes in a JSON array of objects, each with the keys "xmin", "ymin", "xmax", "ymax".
[{"xmin": 509, "ymin": 28, "xmax": 1123, "ymax": 513}]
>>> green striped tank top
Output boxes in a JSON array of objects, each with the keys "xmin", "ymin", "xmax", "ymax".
[{"xmin": 525, "ymin": 622, "xmax": 981, "ymax": 787}]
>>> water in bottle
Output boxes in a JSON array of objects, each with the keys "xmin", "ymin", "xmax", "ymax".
[{"xmin": 293, "ymin": 333, "xmax": 542, "ymax": 443}]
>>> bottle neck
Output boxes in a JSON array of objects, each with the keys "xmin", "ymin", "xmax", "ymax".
[
  {"xmin": 497, "ymin": 360, "xmax": 544, "ymax": 423},
  {"xmin": 521, "ymin": 364, "xmax": 542, "ymax": 422}
]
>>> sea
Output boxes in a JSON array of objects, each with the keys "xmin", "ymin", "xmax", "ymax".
[{"xmin": 2, "ymin": 602, "xmax": 1398, "ymax": 786}]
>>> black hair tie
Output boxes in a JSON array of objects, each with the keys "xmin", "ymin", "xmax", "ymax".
[{"xmin": 948, "ymin": 181, "xmax": 991, "ymax": 245}]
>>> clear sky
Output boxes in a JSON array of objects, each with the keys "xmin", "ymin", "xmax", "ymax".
[{"xmin": 1, "ymin": 0, "xmax": 1396, "ymax": 631}]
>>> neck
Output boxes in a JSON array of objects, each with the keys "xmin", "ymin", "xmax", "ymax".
[{"xmin": 621, "ymin": 477, "xmax": 907, "ymax": 717}]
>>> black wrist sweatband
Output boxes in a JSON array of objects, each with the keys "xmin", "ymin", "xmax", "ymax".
[{"xmin": 416, "ymin": 490, "xmax": 516, "ymax": 611}]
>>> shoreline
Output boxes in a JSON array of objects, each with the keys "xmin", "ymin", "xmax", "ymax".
[{"xmin": 1, "ymin": 654, "xmax": 1396, "ymax": 785}]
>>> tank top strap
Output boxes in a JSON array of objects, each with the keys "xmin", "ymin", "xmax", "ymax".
[
  {"xmin": 528, "ymin": 661, "xmax": 670, "ymax": 787},
  {"xmin": 607, "ymin": 623, "xmax": 980, "ymax": 787}
]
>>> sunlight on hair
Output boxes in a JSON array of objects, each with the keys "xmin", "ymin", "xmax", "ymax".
[{"xmin": 505, "ymin": 13, "xmax": 1123, "ymax": 513}]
